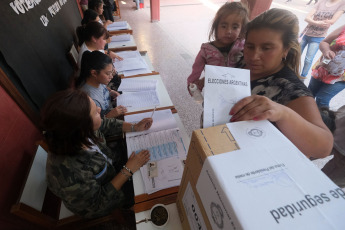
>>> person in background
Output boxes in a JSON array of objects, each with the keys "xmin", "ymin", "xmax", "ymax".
[
  {"xmin": 41, "ymin": 89, "xmax": 153, "ymax": 218},
  {"xmin": 299, "ymin": 0, "xmax": 345, "ymax": 80},
  {"xmin": 308, "ymin": 24, "xmax": 345, "ymax": 108},
  {"xmin": 76, "ymin": 50, "xmax": 127, "ymax": 118},
  {"xmin": 80, "ymin": 0, "xmax": 88, "ymax": 11},
  {"xmin": 320, "ymin": 105, "xmax": 345, "ymax": 188},
  {"xmin": 229, "ymin": 8, "xmax": 333, "ymax": 159},
  {"xmin": 187, "ymin": 2, "xmax": 249, "ymax": 95},
  {"xmin": 80, "ymin": 9, "xmax": 100, "ymax": 26},
  {"xmin": 88, "ymin": 0, "xmax": 113, "ymax": 27},
  {"xmin": 76, "ymin": 21, "xmax": 122, "ymax": 71}
]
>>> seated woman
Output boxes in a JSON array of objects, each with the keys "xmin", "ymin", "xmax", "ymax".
[
  {"xmin": 41, "ymin": 89, "xmax": 153, "ymax": 218},
  {"xmin": 76, "ymin": 50, "xmax": 127, "ymax": 118},
  {"xmin": 88, "ymin": 0, "xmax": 113, "ymax": 27},
  {"xmin": 229, "ymin": 8, "xmax": 333, "ymax": 159},
  {"xmin": 76, "ymin": 21, "xmax": 122, "ymax": 71}
]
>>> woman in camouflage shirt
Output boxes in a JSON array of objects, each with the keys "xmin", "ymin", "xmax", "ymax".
[{"xmin": 41, "ymin": 89, "xmax": 152, "ymax": 218}]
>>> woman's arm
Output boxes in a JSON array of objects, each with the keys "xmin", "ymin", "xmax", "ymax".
[
  {"xmin": 230, "ymin": 96, "xmax": 333, "ymax": 158},
  {"xmin": 304, "ymin": 8, "xmax": 330, "ymax": 28},
  {"xmin": 111, "ymin": 150, "xmax": 150, "ymax": 190},
  {"xmin": 319, "ymin": 25, "xmax": 344, "ymax": 59},
  {"xmin": 122, "ymin": 118, "xmax": 153, "ymax": 132},
  {"xmin": 187, "ymin": 48, "xmax": 207, "ymax": 95},
  {"xmin": 325, "ymin": 10, "xmax": 345, "ymax": 25}
]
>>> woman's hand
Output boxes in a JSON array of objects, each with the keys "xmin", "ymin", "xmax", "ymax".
[
  {"xmin": 135, "ymin": 118, "xmax": 153, "ymax": 131},
  {"xmin": 109, "ymin": 90, "xmax": 120, "ymax": 99},
  {"xmin": 229, "ymin": 95, "xmax": 286, "ymax": 122},
  {"xmin": 323, "ymin": 50, "xmax": 335, "ymax": 60},
  {"xmin": 126, "ymin": 150, "xmax": 150, "ymax": 173},
  {"xmin": 109, "ymin": 51, "xmax": 123, "ymax": 61},
  {"xmin": 105, "ymin": 106, "xmax": 127, "ymax": 118},
  {"xmin": 317, "ymin": 21, "xmax": 331, "ymax": 28},
  {"xmin": 104, "ymin": 20, "xmax": 113, "ymax": 28}
]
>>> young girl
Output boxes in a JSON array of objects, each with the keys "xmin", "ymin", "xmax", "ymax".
[
  {"xmin": 76, "ymin": 21, "xmax": 122, "ymax": 71},
  {"xmin": 187, "ymin": 2, "xmax": 249, "ymax": 94},
  {"xmin": 229, "ymin": 8, "xmax": 333, "ymax": 159},
  {"xmin": 76, "ymin": 50, "xmax": 126, "ymax": 118},
  {"xmin": 300, "ymin": 0, "xmax": 345, "ymax": 80},
  {"xmin": 41, "ymin": 89, "xmax": 153, "ymax": 218}
]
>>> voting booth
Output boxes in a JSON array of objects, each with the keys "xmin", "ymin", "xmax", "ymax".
[{"xmin": 177, "ymin": 120, "xmax": 345, "ymax": 230}]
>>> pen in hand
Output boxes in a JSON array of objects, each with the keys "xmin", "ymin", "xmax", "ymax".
[{"xmin": 150, "ymin": 106, "xmax": 157, "ymax": 118}]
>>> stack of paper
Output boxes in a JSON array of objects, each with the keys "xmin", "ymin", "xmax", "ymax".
[
  {"xmin": 118, "ymin": 78, "xmax": 157, "ymax": 91},
  {"xmin": 116, "ymin": 78, "xmax": 160, "ymax": 109},
  {"xmin": 113, "ymin": 51, "xmax": 151, "ymax": 76},
  {"xmin": 107, "ymin": 21, "xmax": 128, "ymax": 31},
  {"xmin": 125, "ymin": 109, "xmax": 186, "ymax": 194},
  {"xmin": 110, "ymin": 34, "xmax": 131, "ymax": 42}
]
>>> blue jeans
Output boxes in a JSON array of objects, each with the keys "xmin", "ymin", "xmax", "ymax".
[
  {"xmin": 308, "ymin": 77, "xmax": 345, "ymax": 107},
  {"xmin": 300, "ymin": 35, "xmax": 324, "ymax": 78}
]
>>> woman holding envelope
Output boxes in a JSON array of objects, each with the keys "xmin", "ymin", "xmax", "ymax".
[{"xmin": 229, "ymin": 9, "xmax": 333, "ymax": 159}]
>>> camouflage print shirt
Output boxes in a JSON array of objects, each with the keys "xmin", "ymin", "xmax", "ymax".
[{"xmin": 46, "ymin": 118, "xmax": 127, "ymax": 218}]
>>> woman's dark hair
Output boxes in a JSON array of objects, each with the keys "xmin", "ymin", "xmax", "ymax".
[
  {"xmin": 76, "ymin": 21, "xmax": 109, "ymax": 46},
  {"xmin": 81, "ymin": 9, "xmax": 99, "ymax": 25},
  {"xmin": 75, "ymin": 50, "xmax": 113, "ymax": 88},
  {"xmin": 88, "ymin": 0, "xmax": 103, "ymax": 11},
  {"xmin": 40, "ymin": 89, "xmax": 98, "ymax": 155},
  {"xmin": 209, "ymin": 2, "xmax": 249, "ymax": 41},
  {"xmin": 246, "ymin": 8, "xmax": 301, "ymax": 77}
]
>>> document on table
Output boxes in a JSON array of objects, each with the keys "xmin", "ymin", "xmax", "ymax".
[
  {"xmin": 116, "ymin": 91, "xmax": 160, "ymax": 109},
  {"xmin": 125, "ymin": 109, "xmax": 186, "ymax": 194},
  {"xmin": 125, "ymin": 109, "xmax": 177, "ymax": 138},
  {"xmin": 114, "ymin": 57, "xmax": 148, "ymax": 72},
  {"xmin": 107, "ymin": 21, "xmax": 128, "ymax": 30},
  {"xmin": 110, "ymin": 34, "xmax": 130, "ymax": 42},
  {"xmin": 114, "ymin": 51, "xmax": 152, "ymax": 76},
  {"xmin": 140, "ymin": 156, "xmax": 184, "ymax": 194},
  {"xmin": 118, "ymin": 79, "xmax": 157, "ymax": 92},
  {"xmin": 203, "ymin": 65, "xmax": 251, "ymax": 128}
]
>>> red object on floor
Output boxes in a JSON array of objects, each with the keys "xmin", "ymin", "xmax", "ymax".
[{"xmin": 139, "ymin": 3, "xmax": 144, "ymax": 8}]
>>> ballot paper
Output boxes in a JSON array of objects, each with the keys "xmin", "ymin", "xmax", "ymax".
[
  {"xmin": 110, "ymin": 34, "xmax": 131, "ymax": 42},
  {"xmin": 116, "ymin": 91, "xmax": 160, "ymax": 109},
  {"xmin": 125, "ymin": 109, "xmax": 187, "ymax": 194},
  {"xmin": 118, "ymin": 79, "xmax": 157, "ymax": 92},
  {"xmin": 114, "ymin": 51, "xmax": 152, "ymax": 76},
  {"xmin": 203, "ymin": 65, "xmax": 250, "ymax": 128}
]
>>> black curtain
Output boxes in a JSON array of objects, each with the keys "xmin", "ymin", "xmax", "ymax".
[{"xmin": 0, "ymin": 0, "xmax": 81, "ymax": 112}]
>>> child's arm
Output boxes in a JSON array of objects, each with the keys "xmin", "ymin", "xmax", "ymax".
[{"xmin": 187, "ymin": 48, "xmax": 207, "ymax": 95}]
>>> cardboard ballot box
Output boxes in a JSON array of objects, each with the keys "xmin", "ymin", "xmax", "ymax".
[{"xmin": 176, "ymin": 120, "xmax": 345, "ymax": 230}]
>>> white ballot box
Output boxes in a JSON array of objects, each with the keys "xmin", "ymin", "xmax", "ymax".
[{"xmin": 176, "ymin": 120, "xmax": 345, "ymax": 230}]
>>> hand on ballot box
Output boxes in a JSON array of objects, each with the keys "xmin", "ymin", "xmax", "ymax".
[
  {"xmin": 230, "ymin": 95, "xmax": 284, "ymax": 122},
  {"xmin": 135, "ymin": 118, "xmax": 153, "ymax": 131},
  {"xmin": 126, "ymin": 150, "xmax": 151, "ymax": 173}
]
